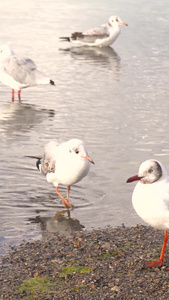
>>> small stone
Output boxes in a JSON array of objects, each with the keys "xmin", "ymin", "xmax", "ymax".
[{"xmin": 111, "ymin": 286, "xmax": 119, "ymax": 292}]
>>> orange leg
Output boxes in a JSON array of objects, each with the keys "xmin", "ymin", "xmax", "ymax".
[
  {"xmin": 55, "ymin": 187, "xmax": 72, "ymax": 208},
  {"xmin": 18, "ymin": 90, "xmax": 21, "ymax": 101},
  {"xmin": 67, "ymin": 186, "xmax": 70, "ymax": 200},
  {"xmin": 12, "ymin": 89, "xmax": 14, "ymax": 102},
  {"xmin": 145, "ymin": 231, "xmax": 168, "ymax": 268}
]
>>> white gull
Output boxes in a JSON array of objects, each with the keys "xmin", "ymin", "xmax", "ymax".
[
  {"xmin": 28, "ymin": 138, "xmax": 94, "ymax": 208},
  {"xmin": 0, "ymin": 44, "xmax": 55, "ymax": 101},
  {"xmin": 127, "ymin": 159, "xmax": 169, "ymax": 268},
  {"xmin": 59, "ymin": 15, "xmax": 128, "ymax": 47}
]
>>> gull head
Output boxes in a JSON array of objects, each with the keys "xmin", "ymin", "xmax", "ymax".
[
  {"xmin": 0, "ymin": 44, "xmax": 14, "ymax": 61},
  {"xmin": 66, "ymin": 139, "xmax": 94, "ymax": 164},
  {"xmin": 108, "ymin": 16, "xmax": 128, "ymax": 27},
  {"xmin": 126, "ymin": 159, "xmax": 165, "ymax": 184}
]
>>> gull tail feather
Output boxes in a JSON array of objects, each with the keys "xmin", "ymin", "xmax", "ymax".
[
  {"xmin": 24, "ymin": 155, "xmax": 42, "ymax": 171},
  {"xmin": 25, "ymin": 155, "xmax": 42, "ymax": 159},
  {"xmin": 50, "ymin": 79, "xmax": 55, "ymax": 86},
  {"xmin": 59, "ymin": 37, "xmax": 70, "ymax": 42}
]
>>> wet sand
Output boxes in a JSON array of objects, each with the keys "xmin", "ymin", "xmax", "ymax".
[{"xmin": 0, "ymin": 224, "xmax": 169, "ymax": 299}]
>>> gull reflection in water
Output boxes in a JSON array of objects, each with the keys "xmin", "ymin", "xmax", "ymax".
[
  {"xmin": 59, "ymin": 46, "xmax": 121, "ymax": 76},
  {"xmin": 28, "ymin": 210, "xmax": 85, "ymax": 236},
  {"xmin": 0, "ymin": 102, "xmax": 55, "ymax": 137}
]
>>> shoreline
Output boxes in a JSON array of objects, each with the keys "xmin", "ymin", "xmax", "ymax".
[{"xmin": 1, "ymin": 224, "xmax": 169, "ymax": 299}]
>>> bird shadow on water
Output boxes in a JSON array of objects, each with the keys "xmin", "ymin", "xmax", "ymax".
[
  {"xmin": 27, "ymin": 186, "xmax": 92, "ymax": 237},
  {"xmin": 28, "ymin": 209, "xmax": 85, "ymax": 237},
  {"xmin": 59, "ymin": 46, "xmax": 121, "ymax": 74},
  {"xmin": 0, "ymin": 101, "xmax": 55, "ymax": 136}
]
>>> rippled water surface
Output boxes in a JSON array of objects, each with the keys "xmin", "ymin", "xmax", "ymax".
[{"xmin": 1, "ymin": 0, "xmax": 169, "ymax": 257}]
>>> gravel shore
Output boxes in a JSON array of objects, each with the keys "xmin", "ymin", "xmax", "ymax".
[{"xmin": 0, "ymin": 224, "xmax": 169, "ymax": 299}]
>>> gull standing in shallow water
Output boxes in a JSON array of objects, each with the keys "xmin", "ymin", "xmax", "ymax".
[
  {"xmin": 127, "ymin": 159, "xmax": 169, "ymax": 268},
  {"xmin": 0, "ymin": 44, "xmax": 55, "ymax": 101},
  {"xmin": 59, "ymin": 15, "xmax": 128, "ymax": 47},
  {"xmin": 28, "ymin": 139, "xmax": 94, "ymax": 208}
]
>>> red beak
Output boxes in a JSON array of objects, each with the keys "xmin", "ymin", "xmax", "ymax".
[{"xmin": 126, "ymin": 175, "xmax": 143, "ymax": 183}]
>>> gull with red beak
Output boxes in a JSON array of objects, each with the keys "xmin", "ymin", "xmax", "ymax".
[
  {"xmin": 127, "ymin": 159, "xmax": 169, "ymax": 268},
  {"xmin": 30, "ymin": 139, "xmax": 94, "ymax": 208},
  {"xmin": 59, "ymin": 16, "xmax": 128, "ymax": 47}
]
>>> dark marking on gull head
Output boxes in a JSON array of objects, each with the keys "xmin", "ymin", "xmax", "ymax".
[
  {"xmin": 139, "ymin": 160, "xmax": 163, "ymax": 184},
  {"xmin": 127, "ymin": 160, "xmax": 163, "ymax": 185}
]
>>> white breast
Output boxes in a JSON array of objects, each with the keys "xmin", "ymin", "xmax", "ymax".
[{"xmin": 132, "ymin": 180, "xmax": 169, "ymax": 230}]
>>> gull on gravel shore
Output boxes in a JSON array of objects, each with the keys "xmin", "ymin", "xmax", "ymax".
[
  {"xmin": 27, "ymin": 138, "xmax": 94, "ymax": 208},
  {"xmin": 127, "ymin": 159, "xmax": 169, "ymax": 269},
  {"xmin": 0, "ymin": 44, "xmax": 55, "ymax": 101},
  {"xmin": 59, "ymin": 15, "xmax": 128, "ymax": 47}
]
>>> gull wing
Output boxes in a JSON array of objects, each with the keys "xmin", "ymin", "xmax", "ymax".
[
  {"xmin": 41, "ymin": 141, "xmax": 59, "ymax": 174},
  {"xmin": 71, "ymin": 24, "xmax": 109, "ymax": 43},
  {"xmin": 2, "ymin": 55, "xmax": 37, "ymax": 85}
]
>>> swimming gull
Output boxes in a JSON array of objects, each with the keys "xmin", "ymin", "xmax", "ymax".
[{"xmin": 59, "ymin": 15, "xmax": 128, "ymax": 47}]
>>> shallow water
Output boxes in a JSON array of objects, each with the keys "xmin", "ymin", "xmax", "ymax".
[{"xmin": 1, "ymin": 0, "xmax": 169, "ymax": 257}]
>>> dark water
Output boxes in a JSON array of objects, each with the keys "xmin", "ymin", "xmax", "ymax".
[{"xmin": 1, "ymin": 0, "xmax": 169, "ymax": 257}]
